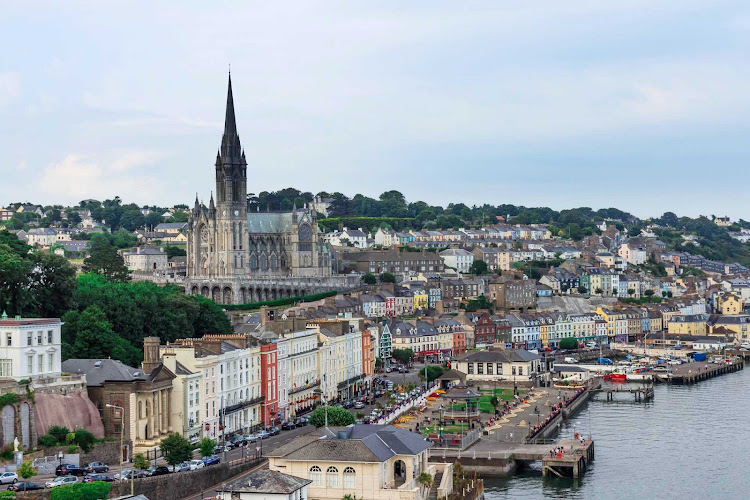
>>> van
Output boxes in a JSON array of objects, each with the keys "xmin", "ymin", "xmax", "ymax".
[
  {"xmin": 564, "ymin": 357, "xmax": 578, "ymax": 364},
  {"xmin": 585, "ymin": 342, "xmax": 597, "ymax": 348}
]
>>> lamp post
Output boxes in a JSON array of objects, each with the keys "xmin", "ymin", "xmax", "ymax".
[
  {"xmin": 105, "ymin": 404, "xmax": 124, "ymax": 489},
  {"xmin": 314, "ymin": 389, "xmax": 328, "ymax": 427}
]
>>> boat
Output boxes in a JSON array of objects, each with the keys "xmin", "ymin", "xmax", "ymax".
[{"xmin": 610, "ymin": 372, "xmax": 627, "ymax": 382}]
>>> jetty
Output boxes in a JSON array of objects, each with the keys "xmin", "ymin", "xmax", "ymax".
[
  {"xmin": 590, "ymin": 385, "xmax": 654, "ymax": 402},
  {"xmin": 655, "ymin": 358, "xmax": 743, "ymax": 384}
]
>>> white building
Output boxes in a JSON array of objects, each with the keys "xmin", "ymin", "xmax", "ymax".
[
  {"xmin": 327, "ymin": 228, "xmax": 368, "ymax": 248},
  {"xmin": 217, "ymin": 344, "xmax": 262, "ymax": 437},
  {"xmin": 439, "ymin": 248, "xmax": 474, "ymax": 274},
  {"xmin": 374, "ymin": 228, "xmax": 395, "ymax": 247},
  {"xmin": 123, "ymin": 247, "xmax": 169, "ymax": 272},
  {"xmin": 276, "ymin": 330, "xmax": 320, "ymax": 420},
  {"xmin": 0, "ymin": 315, "xmax": 62, "ymax": 380}
]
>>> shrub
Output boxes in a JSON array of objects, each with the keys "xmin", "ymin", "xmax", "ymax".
[
  {"xmin": 133, "ymin": 453, "xmax": 149, "ymax": 470},
  {"xmin": 198, "ymin": 437, "xmax": 217, "ymax": 458},
  {"xmin": 0, "ymin": 393, "xmax": 19, "ymax": 409},
  {"xmin": 66, "ymin": 445, "xmax": 78, "ymax": 454},
  {"xmin": 559, "ymin": 338, "xmax": 578, "ymax": 350},
  {"xmin": 39, "ymin": 434, "xmax": 57, "ymax": 447},
  {"xmin": 50, "ymin": 481, "xmax": 111, "ymax": 500},
  {"xmin": 65, "ymin": 433, "xmax": 76, "ymax": 445},
  {"xmin": 48, "ymin": 425, "xmax": 70, "ymax": 444},
  {"xmin": 74, "ymin": 429, "xmax": 96, "ymax": 453},
  {"xmin": 308, "ymin": 406, "xmax": 355, "ymax": 427},
  {"xmin": 17, "ymin": 460, "xmax": 37, "ymax": 480},
  {"xmin": 0, "ymin": 446, "xmax": 13, "ymax": 460}
]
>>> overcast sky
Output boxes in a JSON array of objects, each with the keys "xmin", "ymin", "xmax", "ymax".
[{"xmin": 2, "ymin": 1, "xmax": 749, "ymax": 219}]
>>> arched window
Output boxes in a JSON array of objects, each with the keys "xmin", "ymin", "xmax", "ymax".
[
  {"xmin": 326, "ymin": 466, "xmax": 339, "ymax": 488},
  {"xmin": 309, "ymin": 466, "xmax": 322, "ymax": 486},
  {"xmin": 343, "ymin": 467, "xmax": 356, "ymax": 488},
  {"xmin": 138, "ymin": 401, "xmax": 143, "ymax": 419}
]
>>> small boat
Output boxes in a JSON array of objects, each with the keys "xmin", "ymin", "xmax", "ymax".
[{"xmin": 610, "ymin": 373, "xmax": 627, "ymax": 382}]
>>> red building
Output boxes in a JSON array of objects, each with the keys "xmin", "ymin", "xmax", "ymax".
[
  {"xmin": 361, "ymin": 329, "xmax": 374, "ymax": 393},
  {"xmin": 474, "ymin": 313, "xmax": 498, "ymax": 345},
  {"xmin": 260, "ymin": 343, "xmax": 278, "ymax": 426}
]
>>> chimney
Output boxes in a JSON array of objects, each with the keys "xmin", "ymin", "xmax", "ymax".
[{"xmin": 141, "ymin": 337, "xmax": 162, "ymax": 374}]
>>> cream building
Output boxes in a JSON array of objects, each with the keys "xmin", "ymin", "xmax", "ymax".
[
  {"xmin": 0, "ymin": 315, "xmax": 62, "ymax": 380},
  {"xmin": 267, "ymin": 425, "xmax": 447, "ymax": 500}
]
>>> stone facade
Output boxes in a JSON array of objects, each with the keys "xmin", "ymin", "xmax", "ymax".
[{"xmin": 184, "ymin": 74, "xmax": 352, "ymax": 304}]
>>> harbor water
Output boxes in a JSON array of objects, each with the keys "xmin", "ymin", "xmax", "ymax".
[{"xmin": 484, "ymin": 365, "xmax": 750, "ymax": 499}]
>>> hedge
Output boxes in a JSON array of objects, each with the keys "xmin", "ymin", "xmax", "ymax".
[
  {"xmin": 51, "ymin": 482, "xmax": 110, "ymax": 500},
  {"xmin": 0, "ymin": 393, "xmax": 19, "ymax": 408},
  {"xmin": 223, "ymin": 290, "xmax": 337, "ymax": 311}
]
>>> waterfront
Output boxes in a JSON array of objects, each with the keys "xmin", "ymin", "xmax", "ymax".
[{"xmin": 484, "ymin": 366, "xmax": 750, "ymax": 499}]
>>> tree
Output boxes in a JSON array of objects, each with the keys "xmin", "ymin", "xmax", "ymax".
[
  {"xmin": 489, "ymin": 396, "xmax": 500, "ymax": 413},
  {"xmin": 198, "ymin": 437, "xmax": 217, "ymax": 457},
  {"xmin": 74, "ymin": 429, "xmax": 96, "ymax": 453},
  {"xmin": 595, "ymin": 288, "xmax": 603, "ymax": 295},
  {"xmin": 559, "ymin": 338, "xmax": 578, "ymax": 350},
  {"xmin": 133, "ymin": 453, "xmax": 150, "ymax": 470},
  {"xmin": 380, "ymin": 272, "xmax": 396, "ymax": 283},
  {"xmin": 308, "ymin": 406, "xmax": 355, "ymax": 428},
  {"xmin": 391, "ymin": 348, "xmax": 414, "ymax": 365},
  {"xmin": 48, "ymin": 426, "xmax": 71, "ymax": 444},
  {"xmin": 164, "ymin": 245, "xmax": 187, "ymax": 258},
  {"xmin": 469, "ymin": 260, "xmax": 488, "ymax": 275},
  {"xmin": 83, "ymin": 235, "xmax": 130, "ymax": 281},
  {"xmin": 27, "ymin": 252, "xmax": 76, "ymax": 318},
  {"xmin": 644, "ymin": 289, "xmax": 655, "ymax": 297},
  {"xmin": 418, "ymin": 365, "xmax": 445, "ymax": 383},
  {"xmin": 362, "ymin": 273, "xmax": 377, "ymax": 285},
  {"xmin": 62, "ymin": 305, "xmax": 141, "ymax": 366},
  {"xmin": 159, "ymin": 433, "xmax": 193, "ymax": 466},
  {"xmin": 577, "ymin": 286, "xmax": 587, "ymax": 294},
  {"xmin": 17, "ymin": 460, "xmax": 37, "ymax": 481},
  {"xmin": 418, "ymin": 472, "xmax": 433, "ymax": 494},
  {"xmin": 627, "ymin": 289, "xmax": 636, "ymax": 296}
]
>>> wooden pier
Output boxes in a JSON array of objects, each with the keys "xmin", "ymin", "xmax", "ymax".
[
  {"xmin": 655, "ymin": 358, "xmax": 743, "ymax": 384},
  {"xmin": 542, "ymin": 439, "xmax": 595, "ymax": 479},
  {"xmin": 590, "ymin": 385, "xmax": 654, "ymax": 402}
]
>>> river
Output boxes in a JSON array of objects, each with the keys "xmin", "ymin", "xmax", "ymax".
[{"xmin": 483, "ymin": 366, "xmax": 750, "ymax": 499}]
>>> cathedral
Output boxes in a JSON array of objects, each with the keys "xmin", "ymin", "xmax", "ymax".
[{"xmin": 185, "ymin": 75, "xmax": 357, "ymax": 304}]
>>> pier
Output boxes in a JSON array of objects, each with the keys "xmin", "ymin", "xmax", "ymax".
[
  {"xmin": 655, "ymin": 358, "xmax": 743, "ymax": 384},
  {"xmin": 590, "ymin": 385, "xmax": 654, "ymax": 402},
  {"xmin": 542, "ymin": 439, "xmax": 595, "ymax": 479}
]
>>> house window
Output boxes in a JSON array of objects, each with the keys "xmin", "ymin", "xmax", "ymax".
[
  {"xmin": 487, "ymin": 364, "xmax": 493, "ymax": 375},
  {"xmin": 326, "ymin": 466, "xmax": 339, "ymax": 488},
  {"xmin": 343, "ymin": 467, "xmax": 356, "ymax": 488},
  {"xmin": 0, "ymin": 360, "xmax": 12, "ymax": 377},
  {"xmin": 37, "ymin": 332, "xmax": 42, "ymax": 345},
  {"xmin": 5, "ymin": 334, "xmax": 10, "ymax": 347},
  {"xmin": 518, "ymin": 366, "xmax": 523, "ymax": 376},
  {"xmin": 467, "ymin": 363, "xmax": 474, "ymax": 374},
  {"xmin": 48, "ymin": 330, "xmax": 53, "ymax": 344},
  {"xmin": 38, "ymin": 354, "xmax": 43, "ymax": 374},
  {"xmin": 111, "ymin": 401, "xmax": 123, "ymax": 419},
  {"xmin": 27, "ymin": 356, "xmax": 33, "ymax": 375},
  {"xmin": 477, "ymin": 363, "xmax": 484, "ymax": 375},
  {"xmin": 497, "ymin": 363, "xmax": 503, "ymax": 375},
  {"xmin": 309, "ymin": 466, "xmax": 322, "ymax": 486},
  {"xmin": 27, "ymin": 333, "xmax": 32, "ymax": 346}
]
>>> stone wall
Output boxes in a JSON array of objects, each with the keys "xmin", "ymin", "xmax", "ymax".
[{"xmin": 113, "ymin": 458, "xmax": 262, "ymax": 500}]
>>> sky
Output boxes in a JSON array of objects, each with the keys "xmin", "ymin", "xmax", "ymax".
[{"xmin": 1, "ymin": 0, "xmax": 750, "ymax": 219}]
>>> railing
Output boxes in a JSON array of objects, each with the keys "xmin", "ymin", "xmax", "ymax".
[
  {"xmin": 224, "ymin": 396, "xmax": 265, "ymax": 414},
  {"xmin": 289, "ymin": 381, "xmax": 320, "ymax": 396},
  {"xmin": 399, "ymin": 465, "xmax": 436, "ymax": 492},
  {"xmin": 437, "ymin": 463, "xmax": 454, "ymax": 500}
]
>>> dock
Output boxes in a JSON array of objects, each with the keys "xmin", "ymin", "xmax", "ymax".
[
  {"xmin": 655, "ymin": 358, "xmax": 743, "ymax": 384},
  {"xmin": 542, "ymin": 439, "xmax": 595, "ymax": 479},
  {"xmin": 590, "ymin": 385, "xmax": 654, "ymax": 402}
]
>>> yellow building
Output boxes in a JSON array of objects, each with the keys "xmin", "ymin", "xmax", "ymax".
[
  {"xmin": 668, "ymin": 315, "xmax": 707, "ymax": 336},
  {"xmin": 718, "ymin": 293, "xmax": 743, "ymax": 315},
  {"xmin": 267, "ymin": 425, "xmax": 451, "ymax": 500},
  {"xmin": 412, "ymin": 291, "xmax": 428, "ymax": 311}
]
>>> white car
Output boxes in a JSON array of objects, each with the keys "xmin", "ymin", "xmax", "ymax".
[
  {"xmin": 189, "ymin": 460, "xmax": 205, "ymax": 470},
  {"xmin": 0, "ymin": 472, "xmax": 17, "ymax": 484},
  {"xmin": 46, "ymin": 476, "xmax": 78, "ymax": 488}
]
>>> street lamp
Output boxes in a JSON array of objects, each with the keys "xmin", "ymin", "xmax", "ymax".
[{"xmin": 105, "ymin": 404, "xmax": 124, "ymax": 489}]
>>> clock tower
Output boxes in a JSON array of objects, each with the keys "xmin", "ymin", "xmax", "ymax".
[{"xmin": 214, "ymin": 73, "xmax": 248, "ymax": 277}]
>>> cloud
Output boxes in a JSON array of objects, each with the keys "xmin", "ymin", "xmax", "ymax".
[
  {"xmin": 0, "ymin": 72, "xmax": 21, "ymax": 106},
  {"xmin": 40, "ymin": 152, "xmax": 166, "ymax": 203}
]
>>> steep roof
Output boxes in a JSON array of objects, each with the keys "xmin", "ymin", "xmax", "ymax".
[
  {"xmin": 61, "ymin": 359, "xmax": 147, "ymax": 387},
  {"xmin": 217, "ymin": 470, "xmax": 311, "ymax": 494}
]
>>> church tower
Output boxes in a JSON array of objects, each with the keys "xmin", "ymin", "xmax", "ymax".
[{"xmin": 214, "ymin": 73, "xmax": 248, "ymax": 276}]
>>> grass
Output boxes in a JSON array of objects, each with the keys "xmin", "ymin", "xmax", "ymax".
[{"xmin": 446, "ymin": 388, "xmax": 528, "ymax": 413}]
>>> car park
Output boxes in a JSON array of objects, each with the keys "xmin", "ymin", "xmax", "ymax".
[
  {"xmin": 83, "ymin": 473, "xmax": 114, "ymax": 483},
  {"xmin": 46, "ymin": 476, "xmax": 78, "ymax": 489},
  {"xmin": 189, "ymin": 460, "xmax": 205, "ymax": 470},
  {"xmin": 7, "ymin": 482, "xmax": 43, "ymax": 491},
  {"xmin": 0, "ymin": 473, "xmax": 17, "ymax": 485},
  {"xmin": 202, "ymin": 455, "xmax": 221, "ymax": 466},
  {"xmin": 85, "ymin": 462, "xmax": 110, "ymax": 473}
]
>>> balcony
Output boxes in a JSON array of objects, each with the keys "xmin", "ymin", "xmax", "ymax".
[
  {"xmin": 223, "ymin": 396, "xmax": 265, "ymax": 415},
  {"xmin": 289, "ymin": 380, "xmax": 320, "ymax": 396}
]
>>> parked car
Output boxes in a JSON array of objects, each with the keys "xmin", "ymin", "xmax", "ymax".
[
  {"xmin": 281, "ymin": 421, "xmax": 296, "ymax": 430},
  {"xmin": 83, "ymin": 473, "xmax": 114, "ymax": 483},
  {"xmin": 266, "ymin": 426, "xmax": 280, "ymax": 436},
  {"xmin": 169, "ymin": 462, "xmax": 191, "ymax": 472},
  {"xmin": 244, "ymin": 433, "xmax": 259, "ymax": 443},
  {"xmin": 46, "ymin": 476, "xmax": 78, "ymax": 489},
  {"xmin": 342, "ymin": 400, "xmax": 354, "ymax": 409},
  {"xmin": 231, "ymin": 436, "xmax": 247, "ymax": 447},
  {"xmin": 121, "ymin": 469, "xmax": 148, "ymax": 480},
  {"xmin": 145, "ymin": 466, "xmax": 171, "ymax": 477},
  {"xmin": 188, "ymin": 460, "xmax": 205, "ymax": 470},
  {"xmin": 256, "ymin": 430, "xmax": 270, "ymax": 439},
  {"xmin": 564, "ymin": 357, "xmax": 578, "ymax": 364},
  {"xmin": 85, "ymin": 462, "xmax": 110, "ymax": 473},
  {"xmin": 113, "ymin": 470, "xmax": 130, "ymax": 481},
  {"xmin": 7, "ymin": 482, "xmax": 43, "ymax": 491},
  {"xmin": 58, "ymin": 465, "xmax": 86, "ymax": 477},
  {"xmin": 55, "ymin": 464, "xmax": 77, "ymax": 476},
  {"xmin": 202, "ymin": 455, "xmax": 221, "ymax": 466},
  {"xmin": 294, "ymin": 417, "xmax": 308, "ymax": 427},
  {"xmin": 354, "ymin": 401, "xmax": 365, "ymax": 409},
  {"xmin": 0, "ymin": 473, "xmax": 17, "ymax": 485}
]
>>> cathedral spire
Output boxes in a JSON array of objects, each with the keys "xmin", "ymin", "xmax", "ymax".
[
  {"xmin": 220, "ymin": 72, "xmax": 242, "ymax": 161},
  {"xmin": 224, "ymin": 72, "xmax": 237, "ymax": 139}
]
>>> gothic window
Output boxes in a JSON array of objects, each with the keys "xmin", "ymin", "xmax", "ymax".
[
  {"xmin": 280, "ymin": 255, "xmax": 287, "ymax": 268},
  {"xmin": 260, "ymin": 255, "xmax": 268, "ymax": 270},
  {"xmin": 200, "ymin": 226, "xmax": 208, "ymax": 243},
  {"xmin": 250, "ymin": 255, "xmax": 258, "ymax": 270},
  {"xmin": 299, "ymin": 224, "xmax": 312, "ymax": 252},
  {"xmin": 270, "ymin": 255, "xmax": 277, "ymax": 269}
]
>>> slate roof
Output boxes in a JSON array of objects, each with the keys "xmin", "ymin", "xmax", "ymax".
[
  {"xmin": 61, "ymin": 359, "xmax": 147, "ymax": 387},
  {"xmin": 456, "ymin": 349, "xmax": 540, "ymax": 363},
  {"xmin": 217, "ymin": 469, "xmax": 311, "ymax": 494},
  {"xmin": 246, "ymin": 211, "xmax": 306, "ymax": 233},
  {"xmin": 268, "ymin": 425, "xmax": 430, "ymax": 463}
]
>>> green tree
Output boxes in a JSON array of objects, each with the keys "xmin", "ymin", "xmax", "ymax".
[
  {"xmin": 27, "ymin": 252, "xmax": 76, "ymax": 317},
  {"xmin": 380, "ymin": 272, "xmax": 396, "ymax": 283},
  {"xmin": 627, "ymin": 289, "xmax": 635, "ymax": 296},
  {"xmin": 489, "ymin": 396, "xmax": 500, "ymax": 413},
  {"xmin": 82, "ymin": 235, "xmax": 130, "ymax": 281},
  {"xmin": 418, "ymin": 365, "xmax": 445, "ymax": 383},
  {"xmin": 17, "ymin": 460, "xmax": 37, "ymax": 480},
  {"xmin": 51, "ymin": 482, "xmax": 111, "ymax": 500},
  {"xmin": 391, "ymin": 348, "xmax": 414, "ymax": 365},
  {"xmin": 164, "ymin": 245, "xmax": 187, "ymax": 258},
  {"xmin": 362, "ymin": 273, "xmax": 377, "ymax": 285},
  {"xmin": 559, "ymin": 338, "xmax": 578, "ymax": 349},
  {"xmin": 577, "ymin": 285, "xmax": 587, "ymax": 294},
  {"xmin": 198, "ymin": 437, "xmax": 217, "ymax": 457},
  {"xmin": 308, "ymin": 406, "xmax": 355, "ymax": 428},
  {"xmin": 595, "ymin": 288, "xmax": 603, "ymax": 295},
  {"xmin": 418, "ymin": 472, "xmax": 434, "ymax": 494},
  {"xmin": 133, "ymin": 453, "xmax": 150, "ymax": 470},
  {"xmin": 48, "ymin": 425, "xmax": 71, "ymax": 444},
  {"xmin": 159, "ymin": 433, "xmax": 193, "ymax": 466},
  {"xmin": 62, "ymin": 306, "xmax": 141, "ymax": 365},
  {"xmin": 74, "ymin": 429, "xmax": 96, "ymax": 453},
  {"xmin": 469, "ymin": 260, "xmax": 488, "ymax": 275},
  {"xmin": 644, "ymin": 289, "xmax": 655, "ymax": 297}
]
